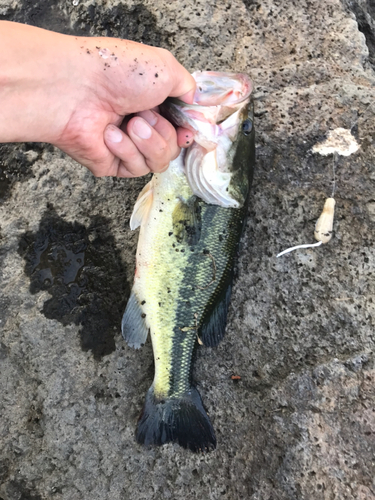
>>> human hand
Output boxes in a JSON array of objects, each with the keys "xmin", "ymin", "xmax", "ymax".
[
  {"xmin": 0, "ymin": 22, "xmax": 196, "ymax": 178},
  {"xmin": 55, "ymin": 39, "xmax": 197, "ymax": 177},
  {"xmin": 102, "ymin": 107, "xmax": 195, "ymax": 178}
]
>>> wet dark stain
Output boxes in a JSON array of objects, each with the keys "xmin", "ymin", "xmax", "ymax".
[
  {"xmin": 0, "ymin": 458, "xmax": 10, "ymax": 483},
  {"xmin": 0, "ymin": 144, "xmax": 46, "ymax": 201},
  {"xmin": 18, "ymin": 208, "xmax": 129, "ymax": 360},
  {"xmin": 0, "ymin": 165, "xmax": 11, "ymax": 200},
  {"xmin": 1, "ymin": 480, "xmax": 43, "ymax": 500},
  {"xmin": 72, "ymin": 3, "xmax": 168, "ymax": 45}
]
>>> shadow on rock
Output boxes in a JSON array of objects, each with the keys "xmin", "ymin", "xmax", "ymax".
[
  {"xmin": 18, "ymin": 206, "xmax": 129, "ymax": 360},
  {"xmin": 0, "ymin": 143, "xmax": 48, "ymax": 202},
  {"xmin": 1, "ymin": 0, "xmax": 168, "ymax": 47}
]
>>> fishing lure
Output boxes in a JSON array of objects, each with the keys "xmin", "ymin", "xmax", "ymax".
[
  {"xmin": 277, "ymin": 126, "xmax": 360, "ymax": 259},
  {"xmin": 314, "ymin": 197, "xmax": 335, "ymax": 243},
  {"xmin": 276, "ymin": 197, "xmax": 335, "ymax": 258}
]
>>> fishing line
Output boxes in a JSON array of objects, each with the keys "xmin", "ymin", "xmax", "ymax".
[{"xmin": 331, "ymin": 152, "xmax": 337, "ymax": 198}]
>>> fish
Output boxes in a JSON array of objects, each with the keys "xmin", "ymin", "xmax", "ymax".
[{"xmin": 122, "ymin": 71, "xmax": 255, "ymax": 452}]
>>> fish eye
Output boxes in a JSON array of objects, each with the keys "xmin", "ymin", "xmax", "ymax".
[{"xmin": 242, "ymin": 119, "xmax": 253, "ymax": 136}]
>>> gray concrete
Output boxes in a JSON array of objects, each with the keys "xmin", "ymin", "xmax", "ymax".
[{"xmin": 0, "ymin": 0, "xmax": 374, "ymax": 499}]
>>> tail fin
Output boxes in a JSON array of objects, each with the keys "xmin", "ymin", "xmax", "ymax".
[{"xmin": 136, "ymin": 386, "xmax": 216, "ymax": 452}]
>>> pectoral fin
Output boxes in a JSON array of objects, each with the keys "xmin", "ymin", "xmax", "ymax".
[{"xmin": 130, "ymin": 180, "xmax": 153, "ymax": 230}]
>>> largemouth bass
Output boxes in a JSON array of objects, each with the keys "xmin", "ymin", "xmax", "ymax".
[{"xmin": 122, "ymin": 71, "xmax": 255, "ymax": 452}]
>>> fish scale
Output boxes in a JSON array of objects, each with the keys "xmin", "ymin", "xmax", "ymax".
[{"xmin": 170, "ymin": 203, "xmax": 248, "ymax": 393}]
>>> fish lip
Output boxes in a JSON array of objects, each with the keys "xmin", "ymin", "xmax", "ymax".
[
  {"xmin": 167, "ymin": 73, "xmax": 253, "ymax": 109},
  {"xmin": 192, "ymin": 71, "xmax": 253, "ymax": 105}
]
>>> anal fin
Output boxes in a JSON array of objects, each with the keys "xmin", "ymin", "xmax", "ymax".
[{"xmin": 121, "ymin": 292, "xmax": 148, "ymax": 348}]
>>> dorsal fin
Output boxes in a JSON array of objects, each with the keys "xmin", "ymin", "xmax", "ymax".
[{"xmin": 198, "ymin": 283, "xmax": 232, "ymax": 347}]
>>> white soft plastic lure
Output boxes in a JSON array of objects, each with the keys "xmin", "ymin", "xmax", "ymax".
[{"xmin": 314, "ymin": 198, "xmax": 335, "ymax": 243}]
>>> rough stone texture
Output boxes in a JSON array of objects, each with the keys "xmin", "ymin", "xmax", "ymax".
[{"xmin": 1, "ymin": 1, "xmax": 375, "ymax": 499}]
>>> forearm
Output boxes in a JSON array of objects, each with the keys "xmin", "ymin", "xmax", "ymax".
[{"xmin": 0, "ymin": 22, "xmax": 85, "ymax": 143}]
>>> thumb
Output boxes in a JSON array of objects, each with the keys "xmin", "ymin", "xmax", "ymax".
[{"xmin": 166, "ymin": 54, "xmax": 196, "ymax": 104}]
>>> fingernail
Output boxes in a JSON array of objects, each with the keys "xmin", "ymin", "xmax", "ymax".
[
  {"xmin": 179, "ymin": 88, "xmax": 196, "ymax": 104},
  {"xmin": 184, "ymin": 132, "xmax": 194, "ymax": 146},
  {"xmin": 137, "ymin": 110, "xmax": 158, "ymax": 126},
  {"xmin": 105, "ymin": 125, "xmax": 123, "ymax": 143},
  {"xmin": 132, "ymin": 118, "xmax": 152, "ymax": 139}
]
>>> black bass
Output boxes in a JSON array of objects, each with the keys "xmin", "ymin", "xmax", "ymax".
[{"xmin": 122, "ymin": 71, "xmax": 255, "ymax": 452}]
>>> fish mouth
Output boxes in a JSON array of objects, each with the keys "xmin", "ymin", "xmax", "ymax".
[
  {"xmin": 192, "ymin": 71, "xmax": 253, "ymax": 107},
  {"xmin": 165, "ymin": 72, "xmax": 252, "ymax": 126}
]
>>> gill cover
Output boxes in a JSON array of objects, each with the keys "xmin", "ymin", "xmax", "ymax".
[{"xmin": 163, "ymin": 72, "xmax": 253, "ymax": 208}]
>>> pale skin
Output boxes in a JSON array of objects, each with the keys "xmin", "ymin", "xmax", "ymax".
[{"xmin": 0, "ymin": 21, "xmax": 196, "ymax": 177}]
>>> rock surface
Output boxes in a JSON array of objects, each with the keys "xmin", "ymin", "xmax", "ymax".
[{"xmin": 0, "ymin": 1, "xmax": 374, "ymax": 499}]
